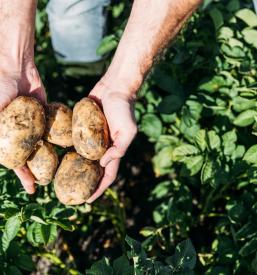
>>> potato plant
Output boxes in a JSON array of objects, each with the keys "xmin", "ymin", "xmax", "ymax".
[{"xmin": 1, "ymin": 0, "xmax": 257, "ymax": 274}]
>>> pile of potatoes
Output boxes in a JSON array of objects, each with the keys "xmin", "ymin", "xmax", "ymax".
[{"xmin": 0, "ymin": 96, "xmax": 109, "ymax": 205}]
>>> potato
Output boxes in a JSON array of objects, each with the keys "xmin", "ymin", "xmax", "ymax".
[
  {"xmin": 44, "ymin": 103, "xmax": 73, "ymax": 148},
  {"xmin": 0, "ymin": 96, "xmax": 45, "ymax": 169},
  {"xmin": 72, "ymin": 98, "xmax": 109, "ymax": 160},
  {"xmin": 54, "ymin": 152, "xmax": 103, "ymax": 205},
  {"xmin": 27, "ymin": 141, "xmax": 58, "ymax": 185}
]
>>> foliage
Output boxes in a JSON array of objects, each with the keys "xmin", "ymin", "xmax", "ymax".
[{"xmin": 1, "ymin": 0, "xmax": 257, "ymax": 274}]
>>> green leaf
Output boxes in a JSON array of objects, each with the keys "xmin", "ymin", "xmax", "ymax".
[
  {"xmin": 242, "ymin": 29, "xmax": 257, "ymax": 49},
  {"xmin": 97, "ymin": 35, "xmax": 118, "ymax": 55},
  {"xmin": 207, "ymin": 131, "xmax": 221, "ymax": 150},
  {"xmin": 141, "ymin": 114, "xmax": 162, "ymax": 140},
  {"xmin": 152, "ymin": 146, "xmax": 173, "ymax": 176},
  {"xmin": 16, "ymin": 254, "xmax": 35, "ymax": 272},
  {"xmin": 140, "ymin": 227, "xmax": 156, "ymax": 237},
  {"xmin": 221, "ymin": 44, "xmax": 245, "ymax": 59},
  {"xmin": 181, "ymin": 156, "xmax": 204, "ymax": 176},
  {"xmin": 153, "ymin": 67, "xmax": 183, "ymax": 94},
  {"xmin": 218, "ymin": 27, "xmax": 234, "ymax": 41},
  {"xmin": 35, "ymin": 9, "xmax": 45, "ymax": 35},
  {"xmin": 49, "ymin": 219, "xmax": 75, "ymax": 232},
  {"xmin": 251, "ymin": 253, "xmax": 257, "ymax": 273},
  {"xmin": 149, "ymin": 181, "xmax": 171, "ymax": 200},
  {"xmin": 232, "ymin": 145, "xmax": 245, "ymax": 159},
  {"xmin": 155, "ymin": 135, "xmax": 178, "ymax": 151},
  {"xmin": 234, "ymin": 110, "xmax": 257, "ymax": 127},
  {"xmin": 126, "ymin": 235, "xmax": 146, "ymax": 259},
  {"xmin": 5, "ymin": 266, "xmax": 22, "ymax": 275},
  {"xmin": 236, "ymin": 9, "xmax": 257, "ymax": 27},
  {"xmin": 243, "ymin": 145, "xmax": 257, "ymax": 164},
  {"xmin": 172, "ymin": 144, "xmax": 200, "ymax": 162},
  {"xmin": 209, "ymin": 8, "xmax": 224, "ymax": 31},
  {"xmin": 198, "ymin": 76, "xmax": 226, "ymax": 93},
  {"xmin": 232, "ymin": 96, "xmax": 257, "ymax": 113},
  {"xmin": 166, "ymin": 239, "xmax": 196, "ymax": 271},
  {"xmin": 195, "ymin": 129, "xmax": 207, "ymax": 152},
  {"xmin": 113, "ymin": 255, "xmax": 133, "ymax": 275},
  {"xmin": 235, "ymin": 222, "xmax": 257, "ymax": 240},
  {"xmin": 40, "ymin": 224, "xmax": 57, "ymax": 245},
  {"xmin": 27, "ymin": 223, "xmax": 57, "ymax": 245},
  {"xmin": 228, "ymin": 202, "xmax": 246, "ymax": 224},
  {"xmin": 201, "ymin": 159, "xmax": 221, "ymax": 187},
  {"xmin": 112, "ymin": 3, "xmax": 125, "ymax": 18},
  {"xmin": 239, "ymin": 238, "xmax": 257, "ymax": 256},
  {"xmin": 222, "ymin": 130, "xmax": 237, "ymax": 156},
  {"xmin": 87, "ymin": 257, "xmax": 113, "ymax": 275},
  {"xmin": 158, "ymin": 95, "xmax": 184, "ymax": 114},
  {"xmin": 2, "ymin": 215, "xmax": 21, "ymax": 252},
  {"xmin": 30, "ymin": 215, "xmax": 47, "ymax": 225},
  {"xmin": 227, "ymin": 0, "xmax": 240, "ymax": 12}
]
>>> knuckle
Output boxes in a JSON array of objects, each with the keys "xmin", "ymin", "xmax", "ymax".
[{"xmin": 115, "ymin": 148, "xmax": 125, "ymax": 158}]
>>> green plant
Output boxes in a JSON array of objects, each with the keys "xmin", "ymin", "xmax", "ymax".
[{"xmin": 1, "ymin": 0, "xmax": 257, "ymax": 274}]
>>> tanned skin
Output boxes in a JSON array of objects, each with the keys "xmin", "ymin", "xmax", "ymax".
[{"xmin": 0, "ymin": 0, "xmax": 202, "ymax": 200}]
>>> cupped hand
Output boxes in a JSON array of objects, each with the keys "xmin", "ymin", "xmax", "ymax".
[
  {"xmin": 87, "ymin": 80, "xmax": 137, "ymax": 203},
  {"xmin": 0, "ymin": 64, "xmax": 47, "ymax": 194}
]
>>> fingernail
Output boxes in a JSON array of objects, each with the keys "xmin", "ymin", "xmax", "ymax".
[
  {"xmin": 27, "ymin": 185, "xmax": 36, "ymax": 195},
  {"xmin": 27, "ymin": 190, "xmax": 35, "ymax": 195}
]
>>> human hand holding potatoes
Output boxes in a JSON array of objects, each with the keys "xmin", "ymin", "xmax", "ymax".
[
  {"xmin": 0, "ymin": 84, "xmax": 111, "ymax": 204},
  {"xmin": 0, "ymin": 66, "xmax": 47, "ymax": 194}
]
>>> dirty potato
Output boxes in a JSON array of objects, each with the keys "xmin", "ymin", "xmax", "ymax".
[
  {"xmin": 0, "ymin": 96, "xmax": 45, "ymax": 169},
  {"xmin": 44, "ymin": 103, "xmax": 73, "ymax": 148},
  {"xmin": 27, "ymin": 141, "xmax": 58, "ymax": 185},
  {"xmin": 54, "ymin": 152, "xmax": 103, "ymax": 205},
  {"xmin": 72, "ymin": 98, "xmax": 109, "ymax": 160}
]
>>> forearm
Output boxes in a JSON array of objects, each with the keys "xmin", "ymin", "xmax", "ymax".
[
  {"xmin": 0, "ymin": 1, "xmax": 37, "ymax": 72},
  {"xmin": 103, "ymin": 0, "xmax": 202, "ymax": 96}
]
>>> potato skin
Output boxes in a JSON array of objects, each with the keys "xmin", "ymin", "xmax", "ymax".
[
  {"xmin": 0, "ymin": 96, "xmax": 45, "ymax": 169},
  {"xmin": 27, "ymin": 141, "xmax": 58, "ymax": 185},
  {"xmin": 54, "ymin": 152, "xmax": 103, "ymax": 205},
  {"xmin": 72, "ymin": 98, "xmax": 109, "ymax": 160},
  {"xmin": 44, "ymin": 103, "xmax": 73, "ymax": 148}
]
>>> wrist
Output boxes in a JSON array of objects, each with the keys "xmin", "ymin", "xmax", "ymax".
[
  {"xmin": 102, "ymin": 62, "xmax": 144, "ymax": 99},
  {"xmin": 0, "ymin": 1, "xmax": 36, "ymax": 74},
  {"xmin": 0, "ymin": 27, "xmax": 34, "ymax": 75}
]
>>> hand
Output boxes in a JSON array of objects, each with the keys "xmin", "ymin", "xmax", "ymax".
[
  {"xmin": 87, "ymin": 80, "xmax": 137, "ymax": 203},
  {"xmin": 0, "ymin": 63, "xmax": 47, "ymax": 194}
]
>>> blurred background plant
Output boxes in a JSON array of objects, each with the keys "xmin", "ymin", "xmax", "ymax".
[{"xmin": 1, "ymin": 0, "xmax": 257, "ymax": 274}]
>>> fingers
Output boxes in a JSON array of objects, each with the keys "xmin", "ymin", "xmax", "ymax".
[
  {"xmin": 29, "ymin": 86, "xmax": 47, "ymax": 105},
  {"xmin": 18, "ymin": 65, "xmax": 47, "ymax": 105},
  {"xmin": 0, "ymin": 93, "xmax": 13, "ymax": 111},
  {"xmin": 0, "ymin": 77, "xmax": 18, "ymax": 111},
  {"xmin": 14, "ymin": 166, "xmax": 36, "ymax": 194},
  {"xmin": 86, "ymin": 159, "xmax": 120, "ymax": 203},
  {"xmin": 100, "ymin": 124, "xmax": 137, "ymax": 167}
]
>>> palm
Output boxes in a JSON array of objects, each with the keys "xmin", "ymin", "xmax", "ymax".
[{"xmin": 87, "ymin": 82, "xmax": 137, "ymax": 203}]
